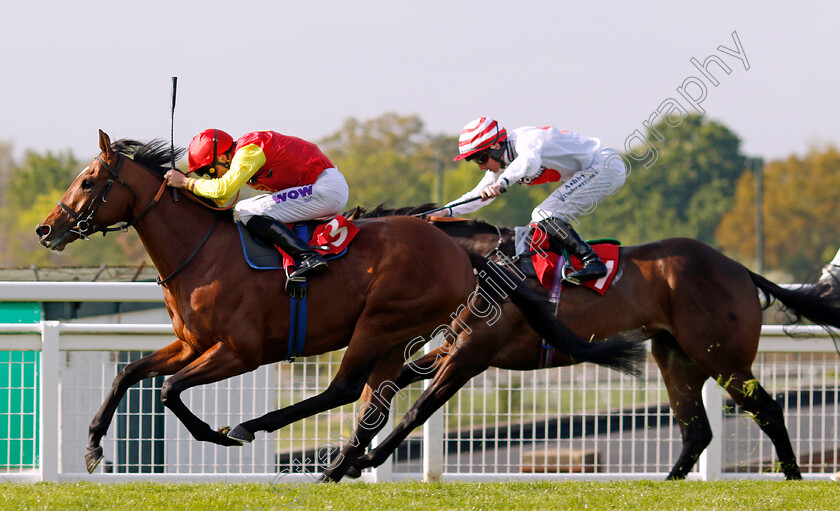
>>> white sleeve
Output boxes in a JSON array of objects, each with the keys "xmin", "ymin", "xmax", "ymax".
[
  {"xmin": 499, "ymin": 134, "xmax": 544, "ymax": 184},
  {"xmin": 445, "ymin": 170, "xmax": 500, "ymax": 216}
]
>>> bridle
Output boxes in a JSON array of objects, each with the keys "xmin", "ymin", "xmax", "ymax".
[
  {"xmin": 55, "ymin": 151, "xmax": 223, "ymax": 287},
  {"xmin": 57, "ymin": 154, "xmax": 168, "ymax": 240}
]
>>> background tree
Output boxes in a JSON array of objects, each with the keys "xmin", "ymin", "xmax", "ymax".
[
  {"xmin": 318, "ymin": 113, "xmax": 459, "ymax": 208},
  {"xmin": 717, "ymin": 146, "xmax": 840, "ymax": 280},
  {"xmin": 0, "ymin": 142, "xmax": 14, "ymax": 257},
  {"xmin": 6, "ymin": 112, "xmax": 833, "ymax": 281},
  {"xmin": 317, "ymin": 112, "xmax": 548, "ymax": 226},
  {"xmin": 578, "ymin": 114, "xmax": 747, "ymax": 245},
  {"xmin": 0, "ymin": 149, "xmax": 148, "ymax": 267}
]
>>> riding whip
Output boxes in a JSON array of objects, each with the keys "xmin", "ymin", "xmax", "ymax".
[
  {"xmin": 170, "ymin": 76, "xmax": 179, "ymax": 202},
  {"xmin": 412, "ymin": 183, "xmax": 509, "ymax": 217}
]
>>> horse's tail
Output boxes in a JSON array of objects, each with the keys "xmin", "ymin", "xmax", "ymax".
[
  {"xmin": 748, "ymin": 268, "xmax": 840, "ymax": 332},
  {"xmin": 467, "ymin": 252, "xmax": 645, "ymax": 377}
]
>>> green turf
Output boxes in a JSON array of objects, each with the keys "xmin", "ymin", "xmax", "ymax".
[{"xmin": 2, "ymin": 480, "xmax": 840, "ymax": 510}]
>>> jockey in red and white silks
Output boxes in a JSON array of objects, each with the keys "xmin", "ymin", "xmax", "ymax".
[
  {"xmin": 447, "ymin": 125, "xmax": 626, "ymax": 225},
  {"xmin": 441, "ymin": 117, "xmax": 627, "ymax": 282}
]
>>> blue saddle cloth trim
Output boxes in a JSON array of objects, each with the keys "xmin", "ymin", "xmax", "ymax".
[
  {"xmin": 286, "ymin": 224, "xmax": 309, "ymax": 361},
  {"xmin": 236, "ymin": 222, "xmax": 348, "ymax": 271}
]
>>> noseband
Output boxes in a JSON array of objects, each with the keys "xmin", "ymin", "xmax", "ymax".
[{"xmin": 57, "ymin": 154, "xmax": 166, "ymax": 239}]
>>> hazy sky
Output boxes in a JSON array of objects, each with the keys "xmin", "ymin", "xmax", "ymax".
[{"xmin": 2, "ymin": 1, "xmax": 838, "ymax": 165}]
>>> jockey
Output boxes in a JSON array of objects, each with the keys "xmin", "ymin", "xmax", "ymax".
[
  {"xmin": 439, "ymin": 117, "xmax": 627, "ymax": 282},
  {"xmin": 164, "ymin": 129, "xmax": 349, "ymax": 280}
]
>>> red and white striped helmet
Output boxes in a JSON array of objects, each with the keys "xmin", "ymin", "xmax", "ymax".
[{"xmin": 453, "ymin": 117, "xmax": 507, "ymax": 161}]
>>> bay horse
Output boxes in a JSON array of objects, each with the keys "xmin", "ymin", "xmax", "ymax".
[
  {"xmin": 35, "ymin": 133, "xmax": 642, "ymax": 476},
  {"xmin": 333, "ymin": 204, "xmax": 840, "ymax": 481}
]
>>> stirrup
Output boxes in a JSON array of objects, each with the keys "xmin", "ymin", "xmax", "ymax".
[
  {"xmin": 567, "ymin": 260, "xmax": 607, "ymax": 283},
  {"xmin": 288, "ymin": 256, "xmax": 328, "ymax": 281}
]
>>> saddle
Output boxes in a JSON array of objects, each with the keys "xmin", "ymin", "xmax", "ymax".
[
  {"xmin": 236, "ymin": 214, "xmax": 359, "ymax": 272},
  {"xmin": 515, "ymin": 224, "xmax": 620, "ymax": 297}
]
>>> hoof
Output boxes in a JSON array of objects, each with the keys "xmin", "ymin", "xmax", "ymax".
[
  {"xmin": 344, "ymin": 466, "xmax": 362, "ymax": 479},
  {"xmin": 228, "ymin": 424, "xmax": 255, "ymax": 443},
  {"xmin": 317, "ymin": 472, "xmax": 339, "ymax": 483},
  {"xmin": 85, "ymin": 446, "xmax": 104, "ymax": 474}
]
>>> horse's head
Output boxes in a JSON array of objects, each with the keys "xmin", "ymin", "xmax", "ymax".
[{"xmin": 36, "ymin": 130, "xmax": 142, "ymax": 251}]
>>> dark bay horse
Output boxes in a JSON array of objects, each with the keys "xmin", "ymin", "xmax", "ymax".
[
  {"xmin": 335, "ymin": 204, "xmax": 840, "ymax": 481},
  {"xmin": 35, "ymin": 133, "xmax": 642, "ymax": 476}
]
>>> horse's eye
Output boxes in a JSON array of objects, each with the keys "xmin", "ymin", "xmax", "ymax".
[{"xmin": 81, "ymin": 179, "xmax": 94, "ymax": 191}]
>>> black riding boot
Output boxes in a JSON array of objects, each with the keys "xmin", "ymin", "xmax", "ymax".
[
  {"xmin": 246, "ymin": 216, "xmax": 327, "ymax": 280},
  {"xmin": 537, "ymin": 217, "xmax": 607, "ymax": 282}
]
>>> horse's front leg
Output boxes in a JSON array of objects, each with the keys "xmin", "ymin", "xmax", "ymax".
[
  {"xmin": 160, "ymin": 341, "xmax": 256, "ymax": 447},
  {"xmin": 86, "ymin": 339, "xmax": 197, "ymax": 473}
]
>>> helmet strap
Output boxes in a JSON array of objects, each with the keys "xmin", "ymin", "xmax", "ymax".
[
  {"xmin": 208, "ymin": 129, "xmax": 232, "ymax": 174},
  {"xmin": 489, "ymin": 140, "xmax": 510, "ymax": 169}
]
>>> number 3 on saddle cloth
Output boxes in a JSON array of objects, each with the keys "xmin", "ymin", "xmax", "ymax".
[
  {"xmin": 236, "ymin": 214, "xmax": 359, "ymax": 275},
  {"xmin": 527, "ymin": 224, "xmax": 620, "ymax": 301}
]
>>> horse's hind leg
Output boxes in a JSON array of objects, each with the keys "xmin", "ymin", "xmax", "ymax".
[
  {"xmin": 318, "ymin": 347, "xmax": 409, "ymax": 482},
  {"xmin": 85, "ymin": 339, "xmax": 198, "ymax": 473},
  {"xmin": 338, "ymin": 314, "xmax": 508, "ymax": 481},
  {"xmin": 651, "ymin": 333, "xmax": 714, "ymax": 480},
  {"xmin": 393, "ymin": 346, "xmax": 448, "ymax": 388},
  {"xmin": 716, "ymin": 371, "xmax": 802, "ymax": 480}
]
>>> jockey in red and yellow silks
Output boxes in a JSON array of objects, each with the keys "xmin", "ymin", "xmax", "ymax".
[
  {"xmin": 184, "ymin": 130, "xmax": 335, "ymax": 203},
  {"xmin": 164, "ymin": 129, "xmax": 349, "ymax": 281}
]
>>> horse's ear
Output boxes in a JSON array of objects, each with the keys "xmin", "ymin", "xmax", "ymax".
[
  {"xmin": 98, "ymin": 130, "xmax": 114, "ymax": 159},
  {"xmin": 345, "ymin": 206, "xmax": 362, "ymax": 221}
]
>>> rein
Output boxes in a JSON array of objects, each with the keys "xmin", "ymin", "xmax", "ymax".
[
  {"xmin": 485, "ymin": 224, "xmax": 506, "ymax": 259},
  {"xmin": 58, "ymin": 152, "xmax": 228, "ymax": 287},
  {"xmin": 156, "ymin": 215, "xmax": 221, "ymax": 287}
]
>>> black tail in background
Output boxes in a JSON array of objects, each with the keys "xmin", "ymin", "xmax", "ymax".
[
  {"xmin": 749, "ymin": 270, "xmax": 840, "ymax": 332},
  {"xmin": 467, "ymin": 252, "xmax": 645, "ymax": 377}
]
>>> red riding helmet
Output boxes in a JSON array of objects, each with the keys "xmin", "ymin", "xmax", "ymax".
[
  {"xmin": 187, "ymin": 129, "xmax": 234, "ymax": 173},
  {"xmin": 453, "ymin": 117, "xmax": 507, "ymax": 161}
]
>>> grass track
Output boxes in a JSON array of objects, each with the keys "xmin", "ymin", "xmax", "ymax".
[{"xmin": 2, "ymin": 480, "xmax": 840, "ymax": 510}]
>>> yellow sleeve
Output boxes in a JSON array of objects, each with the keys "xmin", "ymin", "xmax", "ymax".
[{"xmin": 190, "ymin": 144, "xmax": 267, "ymax": 202}]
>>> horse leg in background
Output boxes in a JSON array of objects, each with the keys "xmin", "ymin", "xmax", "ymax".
[
  {"xmin": 650, "ymin": 332, "xmax": 714, "ymax": 480},
  {"xmin": 85, "ymin": 339, "xmax": 198, "ymax": 473},
  {"xmin": 716, "ymin": 371, "xmax": 802, "ymax": 480},
  {"xmin": 340, "ymin": 305, "xmax": 515, "ymax": 481},
  {"xmin": 393, "ymin": 346, "xmax": 449, "ymax": 388},
  {"xmin": 663, "ymin": 252, "xmax": 803, "ymax": 480},
  {"xmin": 159, "ymin": 341, "xmax": 257, "ymax": 447},
  {"xmin": 318, "ymin": 347, "xmax": 408, "ymax": 482}
]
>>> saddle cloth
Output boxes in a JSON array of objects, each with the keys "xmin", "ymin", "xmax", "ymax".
[
  {"xmin": 526, "ymin": 225, "xmax": 619, "ymax": 295},
  {"xmin": 236, "ymin": 214, "xmax": 359, "ymax": 271}
]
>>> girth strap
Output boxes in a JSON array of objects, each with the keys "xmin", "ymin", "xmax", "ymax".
[{"xmin": 285, "ymin": 224, "xmax": 310, "ymax": 361}]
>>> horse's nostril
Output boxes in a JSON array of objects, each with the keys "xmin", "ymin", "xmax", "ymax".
[{"xmin": 36, "ymin": 224, "xmax": 51, "ymax": 237}]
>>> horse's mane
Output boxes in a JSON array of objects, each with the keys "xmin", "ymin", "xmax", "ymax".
[
  {"xmin": 353, "ymin": 203, "xmax": 437, "ymax": 218},
  {"xmin": 111, "ymin": 139, "xmax": 233, "ymax": 220},
  {"xmin": 351, "ymin": 203, "xmax": 511, "ymax": 236},
  {"xmin": 112, "ymin": 139, "xmax": 185, "ymax": 177}
]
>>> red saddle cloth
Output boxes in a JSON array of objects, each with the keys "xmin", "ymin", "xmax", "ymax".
[
  {"xmin": 528, "ymin": 225, "xmax": 619, "ymax": 295},
  {"xmin": 278, "ymin": 214, "xmax": 359, "ymax": 269}
]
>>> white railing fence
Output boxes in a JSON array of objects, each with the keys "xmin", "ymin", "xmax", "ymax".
[{"xmin": 1, "ymin": 283, "xmax": 838, "ymax": 483}]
